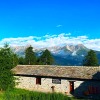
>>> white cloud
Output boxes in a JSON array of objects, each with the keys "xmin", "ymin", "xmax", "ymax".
[
  {"xmin": 0, "ymin": 33, "xmax": 100, "ymax": 51},
  {"xmin": 56, "ymin": 25, "xmax": 62, "ymax": 27}
]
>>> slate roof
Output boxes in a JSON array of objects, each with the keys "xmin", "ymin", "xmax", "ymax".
[{"xmin": 12, "ymin": 65, "xmax": 100, "ymax": 80}]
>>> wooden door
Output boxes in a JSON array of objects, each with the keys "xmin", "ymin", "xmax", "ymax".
[{"xmin": 69, "ymin": 81, "xmax": 74, "ymax": 93}]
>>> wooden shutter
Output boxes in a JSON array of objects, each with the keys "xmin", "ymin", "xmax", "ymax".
[{"xmin": 36, "ymin": 78, "xmax": 41, "ymax": 85}]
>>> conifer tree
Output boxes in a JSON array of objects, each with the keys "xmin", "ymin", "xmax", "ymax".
[
  {"xmin": 38, "ymin": 49, "xmax": 54, "ymax": 65},
  {"xmin": 18, "ymin": 56, "xmax": 25, "ymax": 65},
  {"xmin": 0, "ymin": 44, "xmax": 15, "ymax": 91},
  {"xmin": 83, "ymin": 50, "xmax": 99, "ymax": 66},
  {"xmin": 25, "ymin": 46, "xmax": 36, "ymax": 65},
  {"xmin": 13, "ymin": 54, "xmax": 18, "ymax": 67}
]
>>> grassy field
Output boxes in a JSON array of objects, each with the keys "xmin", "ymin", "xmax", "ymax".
[
  {"xmin": 0, "ymin": 88, "xmax": 77, "ymax": 100},
  {"xmin": 0, "ymin": 91, "xmax": 4, "ymax": 100}
]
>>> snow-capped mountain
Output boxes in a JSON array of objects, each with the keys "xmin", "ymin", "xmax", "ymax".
[
  {"xmin": 47, "ymin": 44, "xmax": 89, "ymax": 65},
  {"xmin": 11, "ymin": 44, "xmax": 96, "ymax": 66},
  {"xmin": 50, "ymin": 44, "xmax": 88, "ymax": 56}
]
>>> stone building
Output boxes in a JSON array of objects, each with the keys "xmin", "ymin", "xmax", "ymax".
[{"xmin": 12, "ymin": 65, "xmax": 100, "ymax": 96}]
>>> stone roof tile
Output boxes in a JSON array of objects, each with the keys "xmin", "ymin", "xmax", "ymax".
[{"xmin": 12, "ymin": 65, "xmax": 100, "ymax": 80}]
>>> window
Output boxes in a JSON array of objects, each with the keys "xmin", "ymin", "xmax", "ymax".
[
  {"xmin": 36, "ymin": 77, "xmax": 41, "ymax": 85},
  {"xmin": 52, "ymin": 78, "xmax": 61, "ymax": 84}
]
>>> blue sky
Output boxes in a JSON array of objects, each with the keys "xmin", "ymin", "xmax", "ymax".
[{"xmin": 0, "ymin": 0, "xmax": 100, "ymax": 50}]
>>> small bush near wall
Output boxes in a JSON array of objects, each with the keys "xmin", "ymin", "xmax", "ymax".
[{"xmin": 2, "ymin": 88, "xmax": 75, "ymax": 100}]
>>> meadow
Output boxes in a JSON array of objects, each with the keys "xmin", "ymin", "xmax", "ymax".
[{"xmin": 0, "ymin": 88, "xmax": 77, "ymax": 100}]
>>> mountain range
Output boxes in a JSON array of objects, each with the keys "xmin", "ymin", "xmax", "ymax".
[{"xmin": 11, "ymin": 44, "xmax": 100, "ymax": 66}]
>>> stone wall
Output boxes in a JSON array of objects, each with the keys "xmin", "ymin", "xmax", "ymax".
[
  {"xmin": 15, "ymin": 76, "xmax": 100, "ymax": 96},
  {"xmin": 15, "ymin": 76, "xmax": 70, "ymax": 94}
]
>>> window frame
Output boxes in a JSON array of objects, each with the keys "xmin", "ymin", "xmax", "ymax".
[{"xmin": 52, "ymin": 78, "xmax": 61, "ymax": 84}]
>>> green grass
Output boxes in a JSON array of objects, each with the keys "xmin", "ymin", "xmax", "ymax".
[
  {"xmin": 0, "ymin": 91, "xmax": 4, "ymax": 100},
  {"xmin": 0, "ymin": 88, "xmax": 77, "ymax": 100}
]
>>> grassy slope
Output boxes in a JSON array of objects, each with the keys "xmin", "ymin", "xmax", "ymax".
[
  {"xmin": 0, "ymin": 91, "xmax": 4, "ymax": 100},
  {"xmin": 0, "ymin": 88, "xmax": 77, "ymax": 100}
]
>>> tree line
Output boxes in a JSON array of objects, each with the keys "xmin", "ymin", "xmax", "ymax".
[
  {"xmin": 0, "ymin": 44, "xmax": 98, "ymax": 67},
  {"xmin": 18, "ymin": 46, "xmax": 54, "ymax": 65},
  {"xmin": 20, "ymin": 46, "xmax": 99, "ymax": 66}
]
